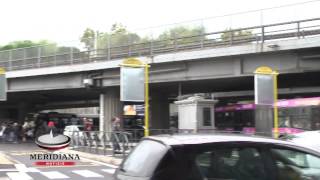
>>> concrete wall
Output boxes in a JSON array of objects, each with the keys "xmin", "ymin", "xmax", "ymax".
[{"xmin": 8, "ymin": 73, "xmax": 84, "ymax": 92}]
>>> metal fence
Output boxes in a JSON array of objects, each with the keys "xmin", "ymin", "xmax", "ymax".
[
  {"xmin": 66, "ymin": 128, "xmax": 274, "ymax": 157},
  {"xmin": 68, "ymin": 130, "xmax": 133, "ymax": 157},
  {"xmin": 1, "ymin": 18, "xmax": 320, "ymax": 71}
]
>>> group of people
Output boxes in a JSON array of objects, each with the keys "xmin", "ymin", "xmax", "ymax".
[{"xmin": 0, "ymin": 120, "xmax": 35, "ymax": 143}]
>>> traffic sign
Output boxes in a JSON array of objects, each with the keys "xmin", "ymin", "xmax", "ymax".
[
  {"xmin": 254, "ymin": 66, "xmax": 279, "ymax": 138},
  {"xmin": 120, "ymin": 58, "xmax": 145, "ymax": 102}
]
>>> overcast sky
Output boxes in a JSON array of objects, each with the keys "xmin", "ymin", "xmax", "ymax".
[{"xmin": 0, "ymin": 0, "xmax": 319, "ymax": 45}]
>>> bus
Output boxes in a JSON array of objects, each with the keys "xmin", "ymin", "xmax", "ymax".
[
  {"xmin": 215, "ymin": 97, "xmax": 320, "ymax": 135},
  {"xmin": 32, "ymin": 112, "xmax": 82, "ymax": 136}
]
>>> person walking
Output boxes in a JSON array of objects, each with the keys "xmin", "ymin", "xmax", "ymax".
[
  {"xmin": 12, "ymin": 122, "xmax": 20, "ymax": 143},
  {"xmin": 47, "ymin": 121, "xmax": 58, "ymax": 135},
  {"xmin": 22, "ymin": 121, "xmax": 30, "ymax": 142},
  {"xmin": 111, "ymin": 116, "xmax": 121, "ymax": 153},
  {"xmin": 0, "ymin": 123, "xmax": 6, "ymax": 142}
]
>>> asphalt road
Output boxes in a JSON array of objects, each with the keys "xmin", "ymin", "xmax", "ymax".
[{"xmin": 0, "ymin": 143, "xmax": 117, "ymax": 180}]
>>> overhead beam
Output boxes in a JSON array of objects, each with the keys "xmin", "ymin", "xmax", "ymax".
[{"xmin": 213, "ymin": 86, "xmax": 320, "ymax": 98}]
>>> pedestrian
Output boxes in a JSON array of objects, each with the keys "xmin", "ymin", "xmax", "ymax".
[
  {"xmin": 70, "ymin": 115, "xmax": 78, "ymax": 125},
  {"xmin": 47, "ymin": 121, "xmax": 58, "ymax": 135},
  {"xmin": 111, "ymin": 116, "xmax": 121, "ymax": 153},
  {"xmin": 112, "ymin": 116, "xmax": 121, "ymax": 132},
  {"xmin": 84, "ymin": 118, "xmax": 93, "ymax": 131},
  {"xmin": 12, "ymin": 122, "xmax": 20, "ymax": 143},
  {"xmin": 0, "ymin": 123, "xmax": 6, "ymax": 142},
  {"xmin": 3, "ymin": 123, "xmax": 11, "ymax": 142},
  {"xmin": 22, "ymin": 121, "xmax": 29, "ymax": 142}
]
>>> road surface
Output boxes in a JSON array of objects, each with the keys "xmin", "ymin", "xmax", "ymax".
[{"xmin": 0, "ymin": 143, "xmax": 117, "ymax": 180}]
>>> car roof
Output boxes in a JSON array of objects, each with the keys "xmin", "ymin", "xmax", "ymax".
[
  {"xmin": 144, "ymin": 134, "xmax": 297, "ymax": 147},
  {"xmin": 295, "ymin": 130, "xmax": 320, "ymax": 137},
  {"xmin": 65, "ymin": 125, "xmax": 83, "ymax": 127}
]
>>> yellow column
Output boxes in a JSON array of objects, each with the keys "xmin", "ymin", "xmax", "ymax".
[
  {"xmin": 144, "ymin": 64, "xmax": 149, "ymax": 137},
  {"xmin": 273, "ymin": 72, "xmax": 279, "ymax": 138}
]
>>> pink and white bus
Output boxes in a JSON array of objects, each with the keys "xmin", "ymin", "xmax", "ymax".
[{"xmin": 215, "ymin": 97, "xmax": 320, "ymax": 135}]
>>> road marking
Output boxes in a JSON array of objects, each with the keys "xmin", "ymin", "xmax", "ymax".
[
  {"xmin": 14, "ymin": 164, "xmax": 28, "ymax": 172},
  {"xmin": 80, "ymin": 157, "xmax": 118, "ymax": 168},
  {"xmin": 102, "ymin": 169, "xmax": 116, "ymax": 174},
  {"xmin": 0, "ymin": 177, "xmax": 10, "ymax": 180},
  {"xmin": 0, "ymin": 153, "xmax": 13, "ymax": 164},
  {"xmin": 27, "ymin": 168, "xmax": 41, "ymax": 172},
  {"xmin": 6, "ymin": 172, "xmax": 33, "ymax": 180},
  {"xmin": 0, "ymin": 169, "xmax": 17, "ymax": 172},
  {"xmin": 72, "ymin": 170, "xmax": 103, "ymax": 178},
  {"xmin": 40, "ymin": 171, "xmax": 69, "ymax": 179},
  {"xmin": 10, "ymin": 151, "xmax": 46, "ymax": 156},
  {"xmin": 14, "ymin": 164, "xmax": 41, "ymax": 172}
]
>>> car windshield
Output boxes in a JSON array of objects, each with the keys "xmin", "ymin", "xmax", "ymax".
[{"xmin": 120, "ymin": 140, "xmax": 168, "ymax": 177}]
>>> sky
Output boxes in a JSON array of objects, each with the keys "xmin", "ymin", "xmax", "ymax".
[{"xmin": 0, "ymin": 0, "xmax": 319, "ymax": 45}]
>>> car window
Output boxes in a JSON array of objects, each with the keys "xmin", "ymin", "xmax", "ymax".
[
  {"xmin": 194, "ymin": 147, "xmax": 267, "ymax": 180},
  {"xmin": 270, "ymin": 148, "xmax": 320, "ymax": 180},
  {"xmin": 120, "ymin": 140, "xmax": 168, "ymax": 177}
]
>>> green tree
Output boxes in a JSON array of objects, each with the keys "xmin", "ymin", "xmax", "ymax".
[
  {"xmin": 220, "ymin": 29, "xmax": 253, "ymax": 42},
  {"xmin": 82, "ymin": 23, "xmax": 142, "ymax": 50},
  {"xmin": 109, "ymin": 23, "xmax": 140, "ymax": 47},
  {"xmin": 0, "ymin": 40, "xmax": 49, "ymax": 50},
  {"xmin": 0, "ymin": 40, "xmax": 79, "ymax": 58},
  {"xmin": 157, "ymin": 26, "xmax": 206, "ymax": 45},
  {"xmin": 80, "ymin": 28, "xmax": 95, "ymax": 50}
]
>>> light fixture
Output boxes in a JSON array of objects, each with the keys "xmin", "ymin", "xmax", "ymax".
[{"xmin": 267, "ymin": 44, "xmax": 279, "ymax": 48}]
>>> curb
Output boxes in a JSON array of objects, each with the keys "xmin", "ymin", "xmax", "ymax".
[{"xmin": 60, "ymin": 148, "xmax": 123, "ymax": 166}]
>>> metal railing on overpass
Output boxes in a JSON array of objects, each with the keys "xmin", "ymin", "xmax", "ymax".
[{"xmin": 1, "ymin": 18, "xmax": 320, "ymax": 71}]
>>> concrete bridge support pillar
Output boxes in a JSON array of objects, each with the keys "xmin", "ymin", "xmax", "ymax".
[
  {"xmin": 150, "ymin": 92, "xmax": 170, "ymax": 130},
  {"xmin": 18, "ymin": 102, "xmax": 29, "ymax": 123},
  {"xmin": 101, "ymin": 88, "xmax": 122, "ymax": 132},
  {"xmin": 0, "ymin": 109, "xmax": 10, "ymax": 121}
]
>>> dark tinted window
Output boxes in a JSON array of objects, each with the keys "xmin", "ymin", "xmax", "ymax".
[
  {"xmin": 121, "ymin": 140, "xmax": 168, "ymax": 177},
  {"xmin": 153, "ymin": 150, "xmax": 179, "ymax": 180},
  {"xmin": 194, "ymin": 147, "xmax": 267, "ymax": 180},
  {"xmin": 203, "ymin": 108, "xmax": 212, "ymax": 126}
]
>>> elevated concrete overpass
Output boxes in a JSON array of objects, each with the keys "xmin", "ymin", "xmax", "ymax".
[{"xmin": 1, "ymin": 18, "xmax": 320, "ymax": 130}]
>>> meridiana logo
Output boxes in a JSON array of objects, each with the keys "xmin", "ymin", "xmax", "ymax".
[{"xmin": 35, "ymin": 129, "xmax": 71, "ymax": 150}]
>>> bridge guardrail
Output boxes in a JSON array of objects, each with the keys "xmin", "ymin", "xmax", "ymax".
[{"xmin": 1, "ymin": 18, "xmax": 320, "ymax": 71}]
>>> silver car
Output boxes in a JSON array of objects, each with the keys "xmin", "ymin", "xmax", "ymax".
[{"xmin": 115, "ymin": 134, "xmax": 320, "ymax": 180}]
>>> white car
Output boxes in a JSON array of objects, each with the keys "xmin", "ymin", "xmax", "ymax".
[
  {"xmin": 63, "ymin": 125, "xmax": 85, "ymax": 146},
  {"xmin": 286, "ymin": 131, "xmax": 320, "ymax": 151}
]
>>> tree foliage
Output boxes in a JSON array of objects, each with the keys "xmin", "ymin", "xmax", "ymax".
[
  {"xmin": 0, "ymin": 40, "xmax": 53, "ymax": 51},
  {"xmin": 220, "ymin": 29, "xmax": 253, "ymax": 42},
  {"xmin": 0, "ymin": 40, "xmax": 79, "ymax": 56},
  {"xmin": 81, "ymin": 23, "xmax": 142, "ymax": 50},
  {"xmin": 80, "ymin": 24, "xmax": 206, "ymax": 50},
  {"xmin": 158, "ymin": 26, "xmax": 205, "ymax": 45},
  {"xmin": 80, "ymin": 28, "xmax": 96, "ymax": 50}
]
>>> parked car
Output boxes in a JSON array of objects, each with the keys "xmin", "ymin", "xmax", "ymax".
[
  {"xmin": 283, "ymin": 130, "xmax": 320, "ymax": 151},
  {"xmin": 114, "ymin": 134, "xmax": 320, "ymax": 180}
]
